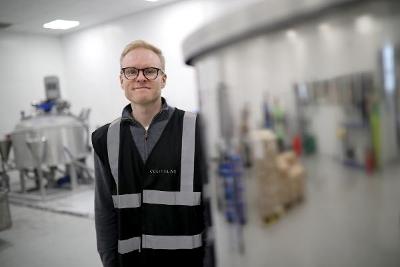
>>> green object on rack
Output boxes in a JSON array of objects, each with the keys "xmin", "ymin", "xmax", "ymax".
[
  {"xmin": 303, "ymin": 134, "xmax": 317, "ymax": 155},
  {"xmin": 369, "ymin": 103, "xmax": 381, "ymax": 168}
]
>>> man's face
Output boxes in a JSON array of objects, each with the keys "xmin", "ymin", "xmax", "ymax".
[{"xmin": 120, "ymin": 48, "xmax": 166, "ymax": 106}]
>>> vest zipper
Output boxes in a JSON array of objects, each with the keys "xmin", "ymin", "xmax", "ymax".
[
  {"xmin": 144, "ymin": 129, "xmax": 148, "ymax": 160},
  {"xmin": 143, "ymin": 108, "xmax": 163, "ymax": 159}
]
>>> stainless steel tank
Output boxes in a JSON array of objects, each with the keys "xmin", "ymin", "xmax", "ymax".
[{"xmin": 11, "ymin": 114, "xmax": 89, "ymax": 169}]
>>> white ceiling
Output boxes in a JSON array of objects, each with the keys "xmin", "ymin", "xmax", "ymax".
[{"xmin": 0, "ymin": 0, "xmax": 180, "ymax": 36}]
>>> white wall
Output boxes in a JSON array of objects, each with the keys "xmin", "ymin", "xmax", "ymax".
[{"xmin": 0, "ymin": 32, "xmax": 65, "ymax": 137}]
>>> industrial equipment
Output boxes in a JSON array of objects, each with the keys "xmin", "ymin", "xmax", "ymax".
[
  {"xmin": 0, "ymin": 137, "xmax": 12, "ymax": 189},
  {"xmin": 0, "ymin": 137, "xmax": 12, "ymax": 231},
  {"xmin": 9, "ymin": 76, "xmax": 93, "ymax": 200}
]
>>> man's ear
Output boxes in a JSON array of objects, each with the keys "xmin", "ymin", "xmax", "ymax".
[
  {"xmin": 161, "ymin": 74, "xmax": 167, "ymax": 88},
  {"xmin": 119, "ymin": 74, "xmax": 124, "ymax": 88}
]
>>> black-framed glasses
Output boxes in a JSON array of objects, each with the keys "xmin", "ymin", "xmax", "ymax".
[{"xmin": 121, "ymin": 67, "xmax": 164, "ymax": 80}]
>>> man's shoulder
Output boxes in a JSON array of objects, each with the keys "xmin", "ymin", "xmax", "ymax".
[
  {"xmin": 91, "ymin": 122, "xmax": 113, "ymax": 155},
  {"xmin": 171, "ymin": 108, "xmax": 201, "ymax": 127},
  {"xmin": 92, "ymin": 123, "xmax": 111, "ymax": 142},
  {"xmin": 176, "ymin": 108, "xmax": 201, "ymax": 122},
  {"xmin": 172, "ymin": 107, "xmax": 196, "ymax": 117}
]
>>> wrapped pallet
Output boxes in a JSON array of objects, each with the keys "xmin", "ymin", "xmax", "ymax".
[
  {"xmin": 288, "ymin": 164, "xmax": 306, "ymax": 202},
  {"xmin": 276, "ymin": 151, "xmax": 297, "ymax": 206},
  {"xmin": 251, "ymin": 130, "xmax": 283, "ymax": 219},
  {"xmin": 251, "ymin": 130, "xmax": 307, "ymax": 222},
  {"xmin": 257, "ymin": 170, "xmax": 285, "ymax": 220},
  {"xmin": 276, "ymin": 151, "xmax": 306, "ymax": 205}
]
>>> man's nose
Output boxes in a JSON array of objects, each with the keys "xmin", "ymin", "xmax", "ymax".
[{"xmin": 136, "ymin": 70, "xmax": 147, "ymax": 81}]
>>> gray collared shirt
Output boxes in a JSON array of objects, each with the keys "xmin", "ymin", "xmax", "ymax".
[{"xmin": 121, "ymin": 97, "xmax": 175, "ymax": 163}]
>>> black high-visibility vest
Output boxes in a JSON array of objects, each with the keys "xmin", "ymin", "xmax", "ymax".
[{"xmin": 93, "ymin": 108, "xmax": 205, "ymax": 267}]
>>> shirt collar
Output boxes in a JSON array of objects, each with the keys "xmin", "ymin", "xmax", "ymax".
[{"xmin": 121, "ymin": 97, "xmax": 171, "ymax": 125}]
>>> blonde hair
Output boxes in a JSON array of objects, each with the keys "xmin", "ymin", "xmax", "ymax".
[{"xmin": 120, "ymin": 40, "xmax": 165, "ymax": 71}]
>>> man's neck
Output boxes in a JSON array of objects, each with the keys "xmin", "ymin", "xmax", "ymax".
[{"xmin": 131, "ymin": 99, "xmax": 162, "ymax": 128}]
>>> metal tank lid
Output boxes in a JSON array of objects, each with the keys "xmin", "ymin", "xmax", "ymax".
[
  {"xmin": 182, "ymin": 0, "xmax": 366, "ymax": 65},
  {"xmin": 13, "ymin": 114, "xmax": 82, "ymax": 133}
]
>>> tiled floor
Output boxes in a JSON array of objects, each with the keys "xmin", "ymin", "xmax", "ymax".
[
  {"xmin": 0, "ymin": 205, "xmax": 100, "ymax": 267},
  {"xmin": 9, "ymin": 186, "xmax": 95, "ymax": 218},
  {"xmin": 0, "ymin": 156, "xmax": 399, "ymax": 267}
]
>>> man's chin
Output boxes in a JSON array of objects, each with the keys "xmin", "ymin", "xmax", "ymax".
[{"xmin": 131, "ymin": 96, "xmax": 160, "ymax": 106}]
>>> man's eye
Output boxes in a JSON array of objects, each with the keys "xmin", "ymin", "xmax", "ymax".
[
  {"xmin": 144, "ymin": 68, "xmax": 157, "ymax": 75},
  {"xmin": 126, "ymin": 68, "xmax": 137, "ymax": 75}
]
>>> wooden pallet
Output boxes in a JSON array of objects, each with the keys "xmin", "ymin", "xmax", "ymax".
[
  {"xmin": 261, "ymin": 205, "xmax": 285, "ymax": 225},
  {"xmin": 261, "ymin": 196, "xmax": 306, "ymax": 225}
]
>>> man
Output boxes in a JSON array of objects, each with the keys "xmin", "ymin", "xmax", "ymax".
[{"xmin": 91, "ymin": 40, "xmax": 209, "ymax": 267}]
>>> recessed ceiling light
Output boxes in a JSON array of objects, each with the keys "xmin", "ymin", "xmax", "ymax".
[
  {"xmin": 43, "ymin": 20, "xmax": 80, "ymax": 30},
  {"xmin": 318, "ymin": 23, "xmax": 331, "ymax": 32},
  {"xmin": 355, "ymin": 15, "xmax": 374, "ymax": 34},
  {"xmin": 145, "ymin": 0, "xmax": 159, "ymax": 2},
  {"xmin": 286, "ymin": 29, "xmax": 297, "ymax": 39}
]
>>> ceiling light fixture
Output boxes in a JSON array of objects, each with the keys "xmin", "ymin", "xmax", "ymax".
[
  {"xmin": 145, "ymin": 0, "xmax": 159, "ymax": 2},
  {"xmin": 318, "ymin": 23, "xmax": 331, "ymax": 32},
  {"xmin": 43, "ymin": 20, "xmax": 80, "ymax": 30},
  {"xmin": 286, "ymin": 29, "xmax": 298, "ymax": 39},
  {"xmin": 355, "ymin": 15, "xmax": 374, "ymax": 34}
]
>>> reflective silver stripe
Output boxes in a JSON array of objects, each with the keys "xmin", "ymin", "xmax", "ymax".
[
  {"xmin": 207, "ymin": 227, "xmax": 214, "ymax": 242},
  {"xmin": 112, "ymin": 194, "xmax": 141, "ymax": 208},
  {"xmin": 203, "ymin": 182, "xmax": 211, "ymax": 199},
  {"xmin": 118, "ymin": 237, "xmax": 141, "ymax": 254},
  {"xmin": 107, "ymin": 118, "xmax": 121, "ymax": 186},
  {"xmin": 143, "ymin": 190, "xmax": 201, "ymax": 206},
  {"xmin": 180, "ymin": 112, "xmax": 197, "ymax": 192},
  {"xmin": 142, "ymin": 233, "xmax": 202, "ymax": 250}
]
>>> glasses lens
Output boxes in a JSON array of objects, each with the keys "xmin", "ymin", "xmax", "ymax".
[
  {"xmin": 124, "ymin": 67, "xmax": 138, "ymax": 79},
  {"xmin": 143, "ymin": 68, "xmax": 159, "ymax": 80}
]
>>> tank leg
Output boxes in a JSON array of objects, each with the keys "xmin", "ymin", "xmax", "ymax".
[
  {"xmin": 3, "ymin": 173, "xmax": 10, "ymax": 191},
  {"xmin": 0, "ymin": 172, "xmax": 7, "ymax": 189},
  {"xmin": 19, "ymin": 170, "xmax": 26, "ymax": 193},
  {"xmin": 68, "ymin": 164, "xmax": 78, "ymax": 191},
  {"xmin": 47, "ymin": 166, "xmax": 57, "ymax": 188},
  {"xmin": 36, "ymin": 167, "xmax": 46, "ymax": 200}
]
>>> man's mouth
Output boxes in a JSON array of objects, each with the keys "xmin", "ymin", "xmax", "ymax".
[{"xmin": 134, "ymin": 87, "xmax": 150, "ymax": 90}]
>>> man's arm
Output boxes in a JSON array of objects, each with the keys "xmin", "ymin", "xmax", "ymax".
[{"xmin": 94, "ymin": 152, "xmax": 118, "ymax": 267}]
